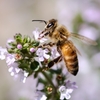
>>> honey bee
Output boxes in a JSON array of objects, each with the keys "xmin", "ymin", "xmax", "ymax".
[{"xmin": 32, "ymin": 19, "xmax": 97, "ymax": 76}]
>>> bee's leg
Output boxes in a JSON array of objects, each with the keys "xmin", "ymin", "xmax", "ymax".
[
  {"xmin": 56, "ymin": 41, "xmax": 62, "ymax": 55},
  {"xmin": 57, "ymin": 46, "xmax": 62, "ymax": 55},
  {"xmin": 48, "ymin": 55, "xmax": 62, "ymax": 68},
  {"xmin": 38, "ymin": 42, "xmax": 55, "ymax": 49},
  {"xmin": 43, "ymin": 42, "xmax": 55, "ymax": 48}
]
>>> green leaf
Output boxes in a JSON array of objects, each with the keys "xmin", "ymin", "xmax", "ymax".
[
  {"xmin": 19, "ymin": 62, "xmax": 28, "ymax": 69},
  {"xmin": 49, "ymin": 68, "xmax": 62, "ymax": 74},
  {"xmin": 37, "ymin": 78, "xmax": 47, "ymax": 86},
  {"xmin": 33, "ymin": 41, "xmax": 40, "ymax": 47},
  {"xmin": 30, "ymin": 60, "xmax": 39, "ymax": 71},
  {"xmin": 8, "ymin": 42, "xmax": 17, "ymax": 47},
  {"xmin": 23, "ymin": 37, "xmax": 27, "ymax": 43},
  {"xmin": 14, "ymin": 33, "xmax": 22, "ymax": 43},
  {"xmin": 27, "ymin": 37, "xmax": 31, "ymax": 43},
  {"xmin": 14, "ymin": 33, "xmax": 22, "ymax": 39},
  {"xmin": 23, "ymin": 43, "xmax": 29, "ymax": 48},
  {"xmin": 34, "ymin": 71, "xmax": 38, "ymax": 78},
  {"xmin": 14, "ymin": 48, "xmax": 19, "ymax": 53},
  {"xmin": 7, "ymin": 49, "xmax": 14, "ymax": 53}
]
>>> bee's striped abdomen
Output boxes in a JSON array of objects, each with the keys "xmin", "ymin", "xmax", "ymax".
[{"xmin": 59, "ymin": 41, "xmax": 79, "ymax": 76}]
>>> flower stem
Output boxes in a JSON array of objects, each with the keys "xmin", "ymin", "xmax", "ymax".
[
  {"xmin": 41, "ymin": 70, "xmax": 56, "ymax": 90},
  {"xmin": 41, "ymin": 70, "xmax": 58, "ymax": 100}
]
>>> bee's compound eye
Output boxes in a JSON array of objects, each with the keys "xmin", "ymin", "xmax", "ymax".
[{"xmin": 47, "ymin": 23, "xmax": 54, "ymax": 28}]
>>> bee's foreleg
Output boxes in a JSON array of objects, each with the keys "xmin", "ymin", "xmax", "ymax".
[{"xmin": 48, "ymin": 55, "xmax": 62, "ymax": 68}]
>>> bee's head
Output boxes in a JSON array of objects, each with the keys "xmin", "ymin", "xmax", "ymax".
[
  {"xmin": 40, "ymin": 19, "xmax": 58, "ymax": 39},
  {"xmin": 32, "ymin": 19, "xmax": 58, "ymax": 39},
  {"xmin": 46, "ymin": 19, "xmax": 57, "ymax": 30}
]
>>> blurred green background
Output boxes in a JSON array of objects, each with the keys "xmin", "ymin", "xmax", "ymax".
[{"xmin": 0, "ymin": 0, "xmax": 100, "ymax": 100}]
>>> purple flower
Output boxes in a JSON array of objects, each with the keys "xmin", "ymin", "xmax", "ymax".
[
  {"xmin": 6, "ymin": 39, "xmax": 15, "ymax": 48},
  {"xmin": 30, "ymin": 47, "xmax": 35, "ymax": 53},
  {"xmin": 59, "ymin": 85, "xmax": 73, "ymax": 100},
  {"xmin": 59, "ymin": 80, "xmax": 78, "ymax": 100},
  {"xmin": 40, "ymin": 95, "xmax": 47, "ymax": 100},
  {"xmin": 0, "ymin": 46, "xmax": 29, "ymax": 83},
  {"xmin": 8, "ymin": 62, "xmax": 28, "ymax": 83},
  {"xmin": 17, "ymin": 44, "xmax": 22, "ymax": 49},
  {"xmin": 8, "ymin": 62, "xmax": 20, "ymax": 76},
  {"xmin": 0, "ymin": 47, "xmax": 8, "ymax": 60},
  {"xmin": 7, "ymin": 39, "xmax": 14, "ymax": 43},
  {"xmin": 36, "ymin": 48, "xmax": 50, "ymax": 62},
  {"xmin": 15, "ymin": 70, "xmax": 28, "ymax": 83},
  {"xmin": 35, "ymin": 91, "xmax": 47, "ymax": 100},
  {"xmin": 33, "ymin": 29, "xmax": 47, "ymax": 43},
  {"xmin": 65, "ymin": 80, "xmax": 78, "ymax": 89},
  {"xmin": 6, "ymin": 54, "xmax": 15, "ymax": 66},
  {"xmin": 51, "ymin": 46, "xmax": 60, "ymax": 59}
]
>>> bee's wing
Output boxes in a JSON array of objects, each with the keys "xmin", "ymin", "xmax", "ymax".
[
  {"xmin": 68, "ymin": 40, "xmax": 81, "ymax": 56},
  {"xmin": 70, "ymin": 33, "xmax": 97, "ymax": 45}
]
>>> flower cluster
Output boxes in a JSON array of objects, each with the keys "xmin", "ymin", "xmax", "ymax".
[
  {"xmin": 0, "ymin": 32, "xmax": 60, "ymax": 82},
  {"xmin": 0, "ymin": 33, "xmax": 52, "ymax": 83},
  {"xmin": 0, "ymin": 31, "xmax": 78, "ymax": 100}
]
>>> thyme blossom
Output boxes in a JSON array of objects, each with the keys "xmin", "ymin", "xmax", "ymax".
[
  {"xmin": 8, "ymin": 61, "xmax": 28, "ymax": 83},
  {"xmin": 35, "ymin": 91, "xmax": 47, "ymax": 100},
  {"xmin": 0, "ymin": 47, "xmax": 7, "ymax": 60},
  {"xmin": 59, "ymin": 80, "xmax": 78, "ymax": 100},
  {"xmin": 40, "ymin": 95, "xmax": 47, "ymax": 100},
  {"xmin": 6, "ymin": 54, "xmax": 15, "ymax": 66},
  {"xmin": 59, "ymin": 85, "xmax": 72, "ymax": 100},
  {"xmin": 36, "ymin": 48, "xmax": 50, "ymax": 62},
  {"xmin": 33, "ymin": 29, "xmax": 47, "ymax": 43}
]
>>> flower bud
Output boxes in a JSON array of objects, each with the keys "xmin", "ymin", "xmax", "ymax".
[
  {"xmin": 30, "ymin": 48, "xmax": 35, "ymax": 53},
  {"xmin": 17, "ymin": 44, "xmax": 22, "ymax": 49}
]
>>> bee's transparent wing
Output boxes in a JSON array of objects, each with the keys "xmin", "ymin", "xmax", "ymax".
[
  {"xmin": 70, "ymin": 33, "xmax": 97, "ymax": 45},
  {"xmin": 68, "ymin": 40, "xmax": 81, "ymax": 56}
]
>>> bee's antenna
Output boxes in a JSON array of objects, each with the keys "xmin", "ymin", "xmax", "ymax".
[{"xmin": 32, "ymin": 20, "xmax": 47, "ymax": 25}]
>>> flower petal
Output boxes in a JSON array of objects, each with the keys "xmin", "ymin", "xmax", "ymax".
[
  {"xmin": 60, "ymin": 94, "xmax": 65, "ymax": 100},
  {"xmin": 65, "ymin": 92, "xmax": 71, "ymax": 99},
  {"xmin": 0, "ymin": 47, "xmax": 8, "ymax": 60},
  {"xmin": 43, "ymin": 53, "xmax": 50, "ymax": 59},
  {"xmin": 67, "ymin": 89, "xmax": 73, "ymax": 94},
  {"xmin": 39, "ymin": 56, "xmax": 44, "ymax": 62},
  {"xmin": 40, "ymin": 95, "xmax": 47, "ymax": 100}
]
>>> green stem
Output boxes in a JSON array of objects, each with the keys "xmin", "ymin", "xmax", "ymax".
[
  {"xmin": 41, "ymin": 70, "xmax": 56, "ymax": 90},
  {"xmin": 41, "ymin": 70, "xmax": 57, "ymax": 100}
]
